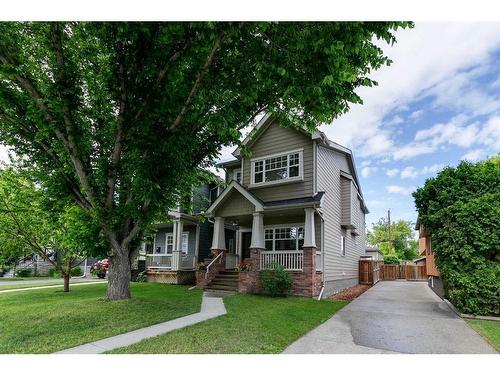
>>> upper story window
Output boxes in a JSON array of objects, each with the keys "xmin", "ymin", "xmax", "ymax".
[
  {"xmin": 233, "ymin": 169, "xmax": 241, "ymax": 183},
  {"xmin": 251, "ymin": 149, "xmax": 303, "ymax": 185},
  {"xmin": 209, "ymin": 186, "xmax": 220, "ymax": 205}
]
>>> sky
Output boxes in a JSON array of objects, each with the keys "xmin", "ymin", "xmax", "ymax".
[
  {"xmin": 215, "ymin": 22, "xmax": 500, "ymax": 231},
  {"xmin": 1, "ymin": 22, "xmax": 499, "ymax": 233}
]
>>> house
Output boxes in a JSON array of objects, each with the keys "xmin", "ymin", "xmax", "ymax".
[
  {"xmin": 364, "ymin": 246, "xmax": 384, "ymax": 261},
  {"xmin": 200, "ymin": 113, "xmax": 369, "ymax": 298},
  {"xmin": 140, "ymin": 179, "xmax": 234, "ymax": 284},
  {"xmin": 415, "ymin": 218, "xmax": 444, "ymax": 297}
]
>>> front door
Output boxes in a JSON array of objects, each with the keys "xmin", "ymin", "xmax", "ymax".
[{"xmin": 241, "ymin": 232, "xmax": 252, "ymax": 260}]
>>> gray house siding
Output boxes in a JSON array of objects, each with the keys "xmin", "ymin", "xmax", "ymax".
[
  {"xmin": 241, "ymin": 121, "xmax": 315, "ymax": 202},
  {"xmin": 198, "ymin": 221, "xmax": 213, "ymax": 261},
  {"xmin": 216, "ymin": 191, "xmax": 255, "ymax": 217},
  {"xmin": 317, "ymin": 145, "xmax": 366, "ymax": 297}
]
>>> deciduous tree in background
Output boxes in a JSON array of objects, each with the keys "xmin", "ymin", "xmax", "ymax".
[
  {"xmin": 0, "ymin": 167, "xmax": 105, "ymax": 291},
  {"xmin": 0, "ymin": 22, "xmax": 411, "ymax": 299},
  {"xmin": 367, "ymin": 218, "xmax": 419, "ymax": 260}
]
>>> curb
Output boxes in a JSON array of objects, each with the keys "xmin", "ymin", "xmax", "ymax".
[{"xmin": 444, "ymin": 299, "xmax": 500, "ymax": 322}]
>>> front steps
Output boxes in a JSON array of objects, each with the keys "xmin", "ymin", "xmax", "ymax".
[{"xmin": 205, "ymin": 270, "xmax": 238, "ymax": 292}]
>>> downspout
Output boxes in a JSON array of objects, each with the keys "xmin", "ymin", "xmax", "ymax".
[{"xmin": 316, "ymin": 207, "xmax": 325, "ymax": 300}]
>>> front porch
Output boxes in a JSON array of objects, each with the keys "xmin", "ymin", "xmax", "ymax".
[
  {"xmin": 143, "ymin": 215, "xmax": 199, "ymax": 284},
  {"xmin": 200, "ymin": 182, "xmax": 323, "ymax": 297}
]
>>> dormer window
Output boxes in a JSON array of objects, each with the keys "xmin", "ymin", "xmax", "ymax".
[{"xmin": 251, "ymin": 149, "xmax": 303, "ymax": 186}]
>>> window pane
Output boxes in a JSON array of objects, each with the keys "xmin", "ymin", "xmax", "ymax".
[
  {"xmin": 289, "ymin": 165, "xmax": 299, "ymax": 177},
  {"xmin": 182, "ymin": 234, "xmax": 188, "ymax": 254},
  {"xmin": 265, "ymin": 240, "xmax": 273, "ymax": 251},
  {"xmin": 276, "ymin": 239, "xmax": 297, "ymax": 251},
  {"xmin": 254, "ymin": 172, "xmax": 263, "ymax": 183},
  {"xmin": 265, "ymin": 168, "xmax": 287, "ymax": 181}
]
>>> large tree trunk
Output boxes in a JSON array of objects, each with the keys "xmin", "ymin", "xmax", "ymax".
[{"xmin": 107, "ymin": 249, "xmax": 131, "ymax": 300}]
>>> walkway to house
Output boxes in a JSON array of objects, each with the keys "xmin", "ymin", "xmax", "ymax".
[
  {"xmin": 55, "ymin": 292, "xmax": 227, "ymax": 354},
  {"xmin": 284, "ymin": 281, "xmax": 497, "ymax": 354}
]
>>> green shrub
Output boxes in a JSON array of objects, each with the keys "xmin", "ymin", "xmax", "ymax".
[
  {"xmin": 413, "ymin": 158, "xmax": 500, "ymax": 315},
  {"xmin": 383, "ymin": 255, "xmax": 400, "ymax": 264},
  {"xmin": 259, "ymin": 265, "xmax": 293, "ymax": 297},
  {"xmin": 70, "ymin": 267, "xmax": 83, "ymax": 276},
  {"xmin": 135, "ymin": 270, "xmax": 147, "ymax": 283},
  {"xmin": 15, "ymin": 268, "xmax": 32, "ymax": 277},
  {"xmin": 48, "ymin": 268, "xmax": 62, "ymax": 278}
]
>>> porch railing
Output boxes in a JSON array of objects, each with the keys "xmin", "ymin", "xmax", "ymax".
[
  {"xmin": 145, "ymin": 254, "xmax": 172, "ymax": 269},
  {"xmin": 260, "ymin": 250, "xmax": 303, "ymax": 271},
  {"xmin": 180, "ymin": 254, "xmax": 196, "ymax": 270}
]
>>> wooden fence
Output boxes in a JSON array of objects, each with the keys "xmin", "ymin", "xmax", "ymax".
[
  {"xmin": 359, "ymin": 260, "xmax": 427, "ymax": 284},
  {"xmin": 359, "ymin": 260, "xmax": 383, "ymax": 285}
]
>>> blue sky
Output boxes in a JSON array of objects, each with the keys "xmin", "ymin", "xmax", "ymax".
[{"xmin": 216, "ymin": 22, "xmax": 500, "ymax": 232}]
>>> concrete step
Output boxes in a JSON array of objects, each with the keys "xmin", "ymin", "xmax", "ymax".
[
  {"xmin": 219, "ymin": 271, "xmax": 239, "ymax": 275},
  {"xmin": 205, "ymin": 284, "xmax": 238, "ymax": 291},
  {"xmin": 211, "ymin": 279, "xmax": 238, "ymax": 286},
  {"xmin": 215, "ymin": 274, "xmax": 239, "ymax": 280}
]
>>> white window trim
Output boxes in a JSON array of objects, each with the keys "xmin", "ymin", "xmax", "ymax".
[
  {"xmin": 165, "ymin": 234, "xmax": 174, "ymax": 254},
  {"xmin": 264, "ymin": 223, "xmax": 305, "ymax": 251},
  {"xmin": 181, "ymin": 232, "xmax": 189, "ymax": 254},
  {"xmin": 250, "ymin": 148, "xmax": 304, "ymax": 187},
  {"xmin": 341, "ymin": 235, "xmax": 346, "ymax": 257}
]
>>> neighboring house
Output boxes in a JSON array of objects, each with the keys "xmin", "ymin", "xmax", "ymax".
[
  {"xmin": 415, "ymin": 218, "xmax": 444, "ymax": 297},
  {"xmin": 202, "ymin": 113, "xmax": 368, "ymax": 298},
  {"xmin": 364, "ymin": 246, "xmax": 384, "ymax": 261},
  {"xmin": 141, "ymin": 179, "xmax": 235, "ymax": 284}
]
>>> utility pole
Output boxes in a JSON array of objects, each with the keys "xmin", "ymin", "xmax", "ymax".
[{"xmin": 387, "ymin": 209, "xmax": 392, "ymax": 255}]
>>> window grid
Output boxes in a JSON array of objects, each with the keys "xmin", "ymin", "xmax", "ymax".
[
  {"xmin": 264, "ymin": 226, "xmax": 304, "ymax": 251},
  {"xmin": 252, "ymin": 151, "xmax": 301, "ymax": 184}
]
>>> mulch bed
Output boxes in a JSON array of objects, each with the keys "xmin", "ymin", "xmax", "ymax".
[{"xmin": 329, "ymin": 284, "xmax": 371, "ymax": 301}]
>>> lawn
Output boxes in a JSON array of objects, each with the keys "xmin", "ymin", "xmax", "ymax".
[
  {"xmin": 466, "ymin": 319, "xmax": 500, "ymax": 352},
  {"xmin": 0, "ymin": 283, "xmax": 202, "ymax": 353},
  {"xmin": 0, "ymin": 279, "xmax": 102, "ymax": 291},
  {"xmin": 110, "ymin": 294, "xmax": 348, "ymax": 354}
]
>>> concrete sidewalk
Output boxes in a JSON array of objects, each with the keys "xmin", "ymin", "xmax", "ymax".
[
  {"xmin": 284, "ymin": 281, "xmax": 497, "ymax": 354},
  {"xmin": 55, "ymin": 292, "xmax": 226, "ymax": 354},
  {"xmin": 0, "ymin": 280, "xmax": 107, "ymax": 294}
]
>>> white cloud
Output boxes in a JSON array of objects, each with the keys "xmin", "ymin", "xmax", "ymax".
[
  {"xmin": 361, "ymin": 166, "xmax": 378, "ymax": 178},
  {"xmin": 321, "ymin": 22, "xmax": 500, "ymax": 158},
  {"xmin": 461, "ymin": 149, "xmax": 485, "ymax": 161},
  {"xmin": 385, "ymin": 168, "xmax": 399, "ymax": 177},
  {"xmin": 393, "ymin": 143, "xmax": 435, "ymax": 160},
  {"xmin": 409, "ymin": 110, "xmax": 424, "ymax": 121},
  {"xmin": 400, "ymin": 166, "xmax": 418, "ymax": 179},
  {"xmin": 420, "ymin": 163, "xmax": 446, "ymax": 174},
  {"xmin": 386, "ymin": 185, "xmax": 416, "ymax": 195}
]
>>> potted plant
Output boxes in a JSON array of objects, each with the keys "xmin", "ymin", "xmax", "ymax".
[
  {"xmin": 235, "ymin": 260, "xmax": 252, "ymax": 272},
  {"xmin": 90, "ymin": 259, "xmax": 109, "ymax": 279}
]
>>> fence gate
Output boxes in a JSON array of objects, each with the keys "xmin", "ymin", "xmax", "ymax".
[{"xmin": 380, "ymin": 264, "xmax": 426, "ymax": 281}]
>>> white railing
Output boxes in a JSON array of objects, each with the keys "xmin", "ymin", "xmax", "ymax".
[
  {"xmin": 180, "ymin": 254, "xmax": 196, "ymax": 270},
  {"xmin": 260, "ymin": 250, "xmax": 303, "ymax": 271},
  {"xmin": 205, "ymin": 251, "xmax": 224, "ymax": 279},
  {"xmin": 145, "ymin": 254, "xmax": 172, "ymax": 269}
]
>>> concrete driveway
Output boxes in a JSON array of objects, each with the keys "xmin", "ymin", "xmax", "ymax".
[{"xmin": 284, "ymin": 281, "xmax": 497, "ymax": 354}]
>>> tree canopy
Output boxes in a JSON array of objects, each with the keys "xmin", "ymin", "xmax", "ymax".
[
  {"xmin": 413, "ymin": 157, "xmax": 500, "ymax": 315},
  {"xmin": 0, "ymin": 22, "xmax": 411, "ymax": 299},
  {"xmin": 0, "ymin": 167, "xmax": 105, "ymax": 290},
  {"xmin": 367, "ymin": 218, "xmax": 419, "ymax": 260}
]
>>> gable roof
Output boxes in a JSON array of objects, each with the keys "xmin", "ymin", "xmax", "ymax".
[
  {"xmin": 204, "ymin": 180, "xmax": 264, "ymax": 216},
  {"xmin": 219, "ymin": 113, "xmax": 368, "ymax": 213}
]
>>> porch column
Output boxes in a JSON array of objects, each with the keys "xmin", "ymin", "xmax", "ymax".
[
  {"xmin": 211, "ymin": 217, "xmax": 226, "ymax": 251},
  {"xmin": 303, "ymin": 208, "xmax": 316, "ymax": 248},
  {"xmin": 250, "ymin": 212, "xmax": 265, "ymax": 249},
  {"xmin": 172, "ymin": 220, "xmax": 183, "ymax": 270}
]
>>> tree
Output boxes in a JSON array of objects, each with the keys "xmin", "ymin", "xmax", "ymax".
[
  {"xmin": 0, "ymin": 22, "xmax": 411, "ymax": 299},
  {"xmin": 0, "ymin": 167, "xmax": 105, "ymax": 291},
  {"xmin": 367, "ymin": 218, "xmax": 419, "ymax": 260},
  {"xmin": 413, "ymin": 157, "xmax": 500, "ymax": 315}
]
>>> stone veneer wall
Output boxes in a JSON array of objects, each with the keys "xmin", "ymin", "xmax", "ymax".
[{"xmin": 146, "ymin": 270, "xmax": 195, "ymax": 285}]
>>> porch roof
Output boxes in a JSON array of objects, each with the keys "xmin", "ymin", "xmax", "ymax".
[{"xmin": 264, "ymin": 192, "xmax": 324, "ymax": 208}]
